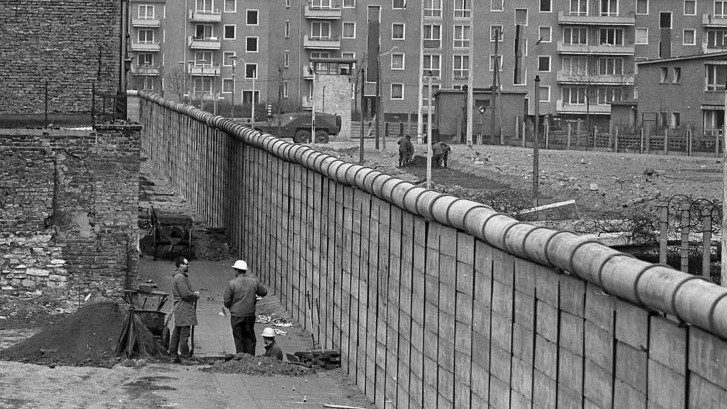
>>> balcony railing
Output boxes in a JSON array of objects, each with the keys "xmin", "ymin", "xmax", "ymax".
[
  {"xmin": 131, "ymin": 17, "xmax": 160, "ymax": 27},
  {"xmin": 189, "ymin": 65, "xmax": 221, "ymax": 76},
  {"xmin": 555, "ymin": 100, "xmax": 612, "ymax": 114},
  {"xmin": 131, "ymin": 65, "xmax": 160, "ymax": 76},
  {"xmin": 703, "ymin": 13, "xmax": 727, "ymax": 27},
  {"xmin": 130, "ymin": 41, "xmax": 160, "ymax": 52},
  {"xmin": 189, "ymin": 9, "xmax": 222, "ymax": 23},
  {"xmin": 556, "ymin": 71, "xmax": 634, "ymax": 85},
  {"xmin": 557, "ymin": 11, "xmax": 635, "ymax": 26},
  {"xmin": 304, "ymin": 4, "xmax": 341, "ymax": 19},
  {"xmin": 557, "ymin": 41, "xmax": 635, "ymax": 55},
  {"xmin": 188, "ymin": 36, "xmax": 221, "ymax": 50},
  {"xmin": 702, "ymin": 40, "xmax": 727, "ymax": 54},
  {"xmin": 303, "ymin": 35, "xmax": 341, "ymax": 50}
]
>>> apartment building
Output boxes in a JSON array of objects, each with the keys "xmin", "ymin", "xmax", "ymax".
[{"xmin": 126, "ymin": 0, "xmax": 727, "ymax": 130}]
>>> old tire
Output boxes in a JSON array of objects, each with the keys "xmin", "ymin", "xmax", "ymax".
[
  {"xmin": 293, "ymin": 130, "xmax": 311, "ymax": 143},
  {"xmin": 315, "ymin": 130, "xmax": 329, "ymax": 143}
]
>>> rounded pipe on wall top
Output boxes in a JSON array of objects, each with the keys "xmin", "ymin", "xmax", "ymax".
[
  {"xmin": 378, "ymin": 178, "xmax": 410, "ymax": 203},
  {"xmin": 480, "ymin": 214, "xmax": 519, "ymax": 250},
  {"xmin": 389, "ymin": 182, "xmax": 418, "ymax": 210},
  {"xmin": 354, "ymin": 168, "xmax": 376, "ymax": 188},
  {"xmin": 598, "ymin": 256, "xmax": 654, "ymax": 305},
  {"xmin": 673, "ymin": 279, "xmax": 727, "ymax": 332},
  {"xmin": 635, "ymin": 267, "xmax": 700, "ymax": 315},
  {"xmin": 428, "ymin": 195, "xmax": 460, "ymax": 226},
  {"xmin": 402, "ymin": 187, "xmax": 428, "ymax": 215},
  {"xmin": 501, "ymin": 222, "xmax": 542, "ymax": 260},
  {"xmin": 461, "ymin": 206, "xmax": 501, "ymax": 241},
  {"xmin": 343, "ymin": 164, "xmax": 365, "ymax": 186},
  {"xmin": 318, "ymin": 155, "xmax": 340, "ymax": 177},
  {"xmin": 371, "ymin": 173, "xmax": 393, "ymax": 199},
  {"xmin": 446, "ymin": 200, "xmax": 489, "ymax": 231},
  {"xmin": 709, "ymin": 296, "xmax": 727, "ymax": 337},
  {"xmin": 326, "ymin": 160, "xmax": 347, "ymax": 182},
  {"xmin": 415, "ymin": 190, "xmax": 445, "ymax": 220},
  {"xmin": 335, "ymin": 162, "xmax": 355, "ymax": 185},
  {"xmin": 361, "ymin": 170, "xmax": 385, "ymax": 194},
  {"xmin": 567, "ymin": 242, "xmax": 625, "ymax": 285}
]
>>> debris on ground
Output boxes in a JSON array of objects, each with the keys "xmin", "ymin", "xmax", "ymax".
[
  {"xmin": 287, "ymin": 349, "xmax": 341, "ymax": 369},
  {"xmin": 201, "ymin": 354, "xmax": 314, "ymax": 376},
  {"xmin": 0, "ymin": 300, "xmax": 159, "ymax": 368},
  {"xmin": 256, "ymin": 313, "xmax": 292, "ymax": 327},
  {"xmin": 0, "ymin": 291, "xmax": 76, "ymax": 330}
]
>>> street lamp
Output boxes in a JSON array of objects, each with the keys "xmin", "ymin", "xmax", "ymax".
[
  {"xmin": 230, "ymin": 55, "xmax": 238, "ymax": 119},
  {"xmin": 426, "ymin": 70, "xmax": 433, "ymax": 189},
  {"xmin": 178, "ymin": 61, "xmax": 186, "ymax": 102}
]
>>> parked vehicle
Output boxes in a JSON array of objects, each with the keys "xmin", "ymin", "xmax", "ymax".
[{"xmin": 252, "ymin": 112, "xmax": 341, "ymax": 143}]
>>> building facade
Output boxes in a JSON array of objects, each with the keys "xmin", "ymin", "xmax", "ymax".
[{"xmin": 126, "ymin": 0, "xmax": 727, "ymax": 134}]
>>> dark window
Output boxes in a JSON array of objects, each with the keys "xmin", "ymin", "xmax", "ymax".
[
  {"xmin": 247, "ymin": 9, "xmax": 258, "ymax": 25},
  {"xmin": 660, "ymin": 12, "xmax": 671, "ymax": 28},
  {"xmin": 540, "ymin": 0, "xmax": 551, "ymax": 12}
]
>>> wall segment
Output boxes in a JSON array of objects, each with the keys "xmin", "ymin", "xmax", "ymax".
[{"xmin": 136, "ymin": 91, "xmax": 727, "ymax": 408}]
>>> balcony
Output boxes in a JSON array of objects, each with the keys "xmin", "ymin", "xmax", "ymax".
[
  {"xmin": 131, "ymin": 65, "xmax": 160, "ymax": 76},
  {"xmin": 703, "ymin": 13, "xmax": 727, "ymax": 27},
  {"xmin": 702, "ymin": 40, "xmax": 727, "ymax": 54},
  {"xmin": 557, "ymin": 41, "xmax": 634, "ymax": 55},
  {"xmin": 130, "ymin": 41, "xmax": 160, "ymax": 52},
  {"xmin": 189, "ymin": 9, "xmax": 222, "ymax": 23},
  {"xmin": 302, "ymin": 65, "xmax": 313, "ymax": 80},
  {"xmin": 188, "ymin": 36, "xmax": 221, "ymax": 50},
  {"xmin": 304, "ymin": 4, "xmax": 342, "ymax": 19},
  {"xmin": 556, "ymin": 71, "xmax": 634, "ymax": 85},
  {"xmin": 131, "ymin": 17, "xmax": 160, "ymax": 27},
  {"xmin": 189, "ymin": 65, "xmax": 221, "ymax": 76},
  {"xmin": 555, "ymin": 100, "xmax": 611, "ymax": 114},
  {"xmin": 303, "ymin": 35, "xmax": 341, "ymax": 50},
  {"xmin": 557, "ymin": 11, "xmax": 635, "ymax": 26}
]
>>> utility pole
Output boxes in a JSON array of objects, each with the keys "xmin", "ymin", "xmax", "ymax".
[
  {"xmin": 491, "ymin": 27, "xmax": 500, "ymax": 145},
  {"xmin": 200, "ymin": 61, "xmax": 206, "ymax": 112},
  {"xmin": 534, "ymin": 75, "xmax": 541, "ymax": 207},
  {"xmin": 375, "ymin": 44, "xmax": 381, "ymax": 150},
  {"xmin": 426, "ymin": 71, "xmax": 433, "ymax": 189},
  {"xmin": 359, "ymin": 67, "xmax": 365, "ymax": 164},
  {"xmin": 251, "ymin": 75, "xmax": 256, "ymax": 128},
  {"xmin": 311, "ymin": 64, "xmax": 316, "ymax": 142},
  {"xmin": 117, "ymin": 0, "xmax": 130, "ymax": 120}
]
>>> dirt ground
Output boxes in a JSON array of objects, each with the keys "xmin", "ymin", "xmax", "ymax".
[{"xmin": 318, "ymin": 138, "xmax": 723, "ymax": 220}]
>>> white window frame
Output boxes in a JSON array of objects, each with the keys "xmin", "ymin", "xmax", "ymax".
[
  {"xmin": 246, "ymin": 36, "xmax": 258, "ymax": 52},
  {"xmin": 424, "ymin": 0, "xmax": 442, "ymax": 18},
  {"xmin": 224, "ymin": 0, "xmax": 236, "ymax": 13},
  {"xmin": 246, "ymin": 9, "xmax": 259, "ymax": 26},
  {"xmin": 635, "ymin": 27, "xmax": 648, "ymax": 44},
  {"xmin": 392, "ymin": 23, "xmax": 406, "ymax": 40},
  {"xmin": 539, "ymin": 85, "xmax": 551, "ymax": 102},
  {"xmin": 489, "ymin": 54, "xmax": 503, "ymax": 71},
  {"xmin": 423, "ymin": 54, "xmax": 441, "ymax": 78},
  {"xmin": 222, "ymin": 78, "xmax": 233, "ymax": 93},
  {"xmin": 515, "ymin": 8, "xmax": 528, "ymax": 26},
  {"xmin": 598, "ymin": 57, "xmax": 624, "ymax": 75},
  {"xmin": 196, "ymin": 0, "xmax": 214, "ymax": 13},
  {"xmin": 570, "ymin": 0, "xmax": 588, "ymax": 16},
  {"xmin": 673, "ymin": 67, "xmax": 682, "ymax": 83},
  {"xmin": 138, "ymin": 5, "xmax": 155, "ymax": 19},
  {"xmin": 538, "ymin": 55, "xmax": 551, "ymax": 72},
  {"xmin": 343, "ymin": 0, "xmax": 355, "ymax": 8},
  {"xmin": 490, "ymin": 25, "xmax": 504, "ymax": 42},
  {"xmin": 564, "ymin": 27, "xmax": 588, "ymax": 45},
  {"xmin": 284, "ymin": 21, "xmax": 290, "ymax": 38},
  {"xmin": 539, "ymin": 26, "xmax": 552, "ymax": 43},
  {"xmin": 454, "ymin": 0, "xmax": 471, "ymax": 18},
  {"xmin": 138, "ymin": 29, "xmax": 155, "ymax": 44},
  {"xmin": 453, "ymin": 55, "xmax": 469, "ymax": 80},
  {"xmin": 284, "ymin": 50, "xmax": 290, "ymax": 68},
  {"xmin": 600, "ymin": 0, "xmax": 619, "ymax": 17},
  {"xmin": 242, "ymin": 90, "xmax": 259, "ymax": 104},
  {"xmin": 717, "ymin": 1, "xmax": 727, "ymax": 18},
  {"xmin": 636, "ymin": 0, "xmax": 649, "ymax": 15},
  {"xmin": 599, "ymin": 27, "xmax": 624, "ymax": 45},
  {"xmin": 684, "ymin": 0, "xmax": 696, "ymax": 15},
  {"xmin": 311, "ymin": 21, "xmax": 331, "ymax": 38},
  {"xmin": 286, "ymin": 0, "xmax": 291, "ymax": 8},
  {"xmin": 342, "ymin": 22, "xmax": 356, "ymax": 39},
  {"xmin": 515, "ymin": 68, "xmax": 527, "ymax": 85},
  {"xmin": 491, "ymin": 0, "xmax": 503, "ymax": 12},
  {"xmin": 283, "ymin": 82, "xmax": 289, "ymax": 98},
  {"xmin": 245, "ymin": 63, "xmax": 258, "ymax": 79},
  {"xmin": 683, "ymin": 29, "xmax": 696, "ymax": 45},
  {"xmin": 391, "ymin": 53, "xmax": 405, "ymax": 70},
  {"xmin": 540, "ymin": 0, "xmax": 552, "ymax": 12},
  {"xmin": 391, "ymin": 83, "xmax": 404, "ymax": 100},
  {"xmin": 454, "ymin": 25, "xmax": 471, "ymax": 48},
  {"xmin": 222, "ymin": 51, "xmax": 237, "ymax": 67},
  {"xmin": 393, "ymin": 0, "xmax": 406, "ymax": 10},
  {"xmin": 223, "ymin": 24, "xmax": 236, "ymax": 40}
]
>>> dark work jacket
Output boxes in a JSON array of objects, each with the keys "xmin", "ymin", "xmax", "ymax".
[
  {"xmin": 263, "ymin": 341, "xmax": 284, "ymax": 361},
  {"xmin": 223, "ymin": 273, "xmax": 268, "ymax": 317},
  {"xmin": 172, "ymin": 268, "xmax": 199, "ymax": 326}
]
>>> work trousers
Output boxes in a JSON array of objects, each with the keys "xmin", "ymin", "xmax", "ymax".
[
  {"xmin": 169, "ymin": 325, "xmax": 191, "ymax": 357},
  {"xmin": 230, "ymin": 314, "xmax": 256, "ymax": 355}
]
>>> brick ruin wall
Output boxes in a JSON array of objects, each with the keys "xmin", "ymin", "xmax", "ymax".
[
  {"xmin": 0, "ymin": 0, "xmax": 120, "ymax": 115},
  {"xmin": 0, "ymin": 127, "xmax": 140, "ymax": 300}
]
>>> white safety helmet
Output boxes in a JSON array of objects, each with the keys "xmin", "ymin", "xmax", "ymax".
[
  {"xmin": 261, "ymin": 327, "xmax": 276, "ymax": 338},
  {"xmin": 232, "ymin": 260, "xmax": 248, "ymax": 271}
]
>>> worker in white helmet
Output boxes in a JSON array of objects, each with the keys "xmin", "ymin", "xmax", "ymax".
[
  {"xmin": 223, "ymin": 259, "xmax": 267, "ymax": 355},
  {"xmin": 260, "ymin": 327, "xmax": 283, "ymax": 361}
]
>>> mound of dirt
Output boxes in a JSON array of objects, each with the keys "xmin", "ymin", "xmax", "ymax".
[
  {"xmin": 202, "ymin": 355, "xmax": 314, "ymax": 377},
  {"xmin": 0, "ymin": 301, "xmax": 157, "ymax": 368}
]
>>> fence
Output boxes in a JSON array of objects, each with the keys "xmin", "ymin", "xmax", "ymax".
[{"xmin": 138, "ymin": 90, "xmax": 727, "ymax": 409}]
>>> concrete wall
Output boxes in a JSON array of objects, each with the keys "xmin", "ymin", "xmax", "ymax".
[
  {"xmin": 139, "ymin": 92, "xmax": 727, "ymax": 409},
  {"xmin": 0, "ymin": 127, "xmax": 140, "ymax": 299},
  {"xmin": 315, "ymin": 74, "xmax": 352, "ymax": 138},
  {"xmin": 0, "ymin": 0, "xmax": 120, "ymax": 115}
]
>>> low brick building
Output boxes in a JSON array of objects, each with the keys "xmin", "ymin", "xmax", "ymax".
[{"xmin": 0, "ymin": 126, "xmax": 140, "ymax": 299}]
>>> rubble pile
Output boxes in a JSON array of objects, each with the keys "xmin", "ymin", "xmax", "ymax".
[
  {"xmin": 0, "ymin": 300, "xmax": 157, "ymax": 368},
  {"xmin": 202, "ymin": 354, "xmax": 313, "ymax": 377}
]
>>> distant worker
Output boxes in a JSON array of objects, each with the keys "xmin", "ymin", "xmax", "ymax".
[
  {"xmin": 432, "ymin": 141, "xmax": 451, "ymax": 168},
  {"xmin": 397, "ymin": 134, "xmax": 414, "ymax": 167},
  {"xmin": 223, "ymin": 260, "xmax": 268, "ymax": 355},
  {"xmin": 260, "ymin": 327, "xmax": 284, "ymax": 361},
  {"xmin": 169, "ymin": 256, "xmax": 199, "ymax": 362}
]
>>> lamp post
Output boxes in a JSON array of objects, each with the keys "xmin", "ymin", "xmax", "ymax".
[
  {"xmin": 376, "ymin": 45, "xmax": 399, "ymax": 150},
  {"xmin": 534, "ymin": 75, "xmax": 541, "ymax": 207},
  {"xmin": 230, "ymin": 55, "xmax": 237, "ymax": 119},
  {"xmin": 143, "ymin": 61, "xmax": 151, "ymax": 91},
  {"xmin": 251, "ymin": 74, "xmax": 256, "ymax": 128},
  {"xmin": 199, "ymin": 58, "xmax": 207, "ymax": 111},
  {"xmin": 426, "ymin": 71, "xmax": 433, "ymax": 189},
  {"xmin": 311, "ymin": 62, "xmax": 316, "ymax": 141}
]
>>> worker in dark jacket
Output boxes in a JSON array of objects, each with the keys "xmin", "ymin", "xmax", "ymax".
[
  {"xmin": 223, "ymin": 259, "xmax": 268, "ymax": 355},
  {"xmin": 432, "ymin": 141, "xmax": 451, "ymax": 168},
  {"xmin": 397, "ymin": 134, "xmax": 414, "ymax": 167},
  {"xmin": 260, "ymin": 327, "xmax": 284, "ymax": 361},
  {"xmin": 168, "ymin": 257, "xmax": 199, "ymax": 361}
]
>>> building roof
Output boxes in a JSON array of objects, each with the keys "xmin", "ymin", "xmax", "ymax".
[{"xmin": 636, "ymin": 52, "xmax": 727, "ymax": 66}]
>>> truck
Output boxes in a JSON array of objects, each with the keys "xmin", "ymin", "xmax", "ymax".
[{"xmin": 251, "ymin": 111, "xmax": 341, "ymax": 143}]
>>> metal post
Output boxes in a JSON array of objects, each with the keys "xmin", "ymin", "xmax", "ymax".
[
  {"xmin": 659, "ymin": 204, "xmax": 668, "ymax": 265},
  {"xmin": 231, "ymin": 56, "xmax": 237, "ymax": 118},
  {"xmin": 44, "ymin": 80, "xmax": 49, "ymax": 127},
  {"xmin": 199, "ymin": 59, "xmax": 206, "ymax": 112},
  {"xmin": 703, "ymin": 209, "xmax": 712, "ymax": 281},
  {"xmin": 491, "ymin": 28, "xmax": 499, "ymax": 145},
  {"xmin": 359, "ymin": 67, "xmax": 365, "ymax": 164},
  {"xmin": 681, "ymin": 209, "xmax": 690, "ymax": 274},
  {"xmin": 533, "ymin": 75, "xmax": 540, "ymax": 207},
  {"xmin": 311, "ymin": 67, "xmax": 316, "ymax": 141},
  {"xmin": 426, "ymin": 72, "xmax": 433, "ymax": 189},
  {"xmin": 376, "ymin": 46, "xmax": 381, "ymax": 150},
  {"xmin": 251, "ymin": 76, "xmax": 256, "ymax": 127}
]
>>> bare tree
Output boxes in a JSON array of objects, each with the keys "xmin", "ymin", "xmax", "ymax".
[{"xmin": 165, "ymin": 66, "xmax": 188, "ymax": 102}]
